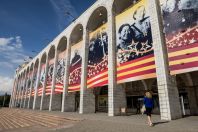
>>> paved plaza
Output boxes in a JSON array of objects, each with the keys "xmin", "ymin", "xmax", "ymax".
[{"xmin": 0, "ymin": 108, "xmax": 197, "ymax": 132}]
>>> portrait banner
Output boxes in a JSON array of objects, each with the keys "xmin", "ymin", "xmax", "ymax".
[
  {"xmin": 55, "ymin": 50, "xmax": 66, "ymax": 93},
  {"xmin": 31, "ymin": 68, "xmax": 38, "ymax": 96},
  {"xmin": 160, "ymin": 0, "xmax": 198, "ymax": 74},
  {"xmin": 46, "ymin": 59, "xmax": 54, "ymax": 95},
  {"xmin": 87, "ymin": 24, "xmax": 108, "ymax": 88},
  {"xmin": 27, "ymin": 71, "xmax": 32, "ymax": 97},
  {"xmin": 116, "ymin": 0, "xmax": 156, "ymax": 84},
  {"xmin": 69, "ymin": 41, "xmax": 83, "ymax": 92},
  {"xmin": 38, "ymin": 64, "xmax": 45, "ymax": 96}
]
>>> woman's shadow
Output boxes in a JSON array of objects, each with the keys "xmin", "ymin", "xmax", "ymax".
[{"xmin": 153, "ymin": 121, "xmax": 169, "ymax": 126}]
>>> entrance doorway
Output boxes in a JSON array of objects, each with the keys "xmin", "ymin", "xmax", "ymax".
[{"xmin": 94, "ymin": 86, "xmax": 108, "ymax": 112}]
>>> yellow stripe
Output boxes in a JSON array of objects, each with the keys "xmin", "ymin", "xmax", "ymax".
[
  {"xmin": 117, "ymin": 73, "xmax": 156, "ymax": 84},
  {"xmin": 87, "ymin": 71, "xmax": 108, "ymax": 83},
  {"xmin": 87, "ymin": 77, "xmax": 108, "ymax": 88},
  {"xmin": 69, "ymin": 85, "xmax": 80, "ymax": 89},
  {"xmin": 169, "ymin": 56, "xmax": 198, "ymax": 66},
  {"xmin": 168, "ymin": 47, "xmax": 198, "ymax": 58},
  {"xmin": 55, "ymin": 85, "xmax": 63, "ymax": 88},
  {"xmin": 117, "ymin": 57, "xmax": 154, "ymax": 71},
  {"xmin": 68, "ymin": 89, "xmax": 80, "ymax": 93},
  {"xmin": 117, "ymin": 65, "xmax": 155, "ymax": 77}
]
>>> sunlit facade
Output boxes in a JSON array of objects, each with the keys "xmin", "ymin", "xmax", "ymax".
[{"xmin": 9, "ymin": 0, "xmax": 198, "ymax": 120}]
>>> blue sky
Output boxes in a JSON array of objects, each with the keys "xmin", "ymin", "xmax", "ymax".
[{"xmin": 0, "ymin": 0, "xmax": 95, "ymax": 95}]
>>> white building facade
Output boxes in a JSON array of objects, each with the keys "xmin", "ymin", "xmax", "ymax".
[{"xmin": 9, "ymin": 0, "xmax": 198, "ymax": 120}]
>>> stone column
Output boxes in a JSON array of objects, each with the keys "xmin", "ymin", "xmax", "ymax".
[
  {"xmin": 40, "ymin": 55, "xmax": 49, "ymax": 110},
  {"xmin": 9, "ymin": 77, "xmax": 17, "ymax": 108},
  {"xmin": 17, "ymin": 76, "xmax": 23, "ymax": 108},
  {"xmin": 79, "ymin": 29, "xmax": 95, "ymax": 114},
  {"xmin": 28, "ymin": 67, "xmax": 35, "ymax": 109},
  {"xmin": 107, "ymin": 5, "xmax": 127, "ymax": 116},
  {"xmin": 20, "ymin": 71, "xmax": 27, "ymax": 108},
  {"xmin": 62, "ymin": 37, "xmax": 71, "ymax": 112},
  {"xmin": 149, "ymin": 0, "xmax": 182, "ymax": 120},
  {"xmin": 23, "ymin": 71, "xmax": 30, "ymax": 108},
  {"xmin": 49, "ymin": 49, "xmax": 59, "ymax": 111},
  {"xmin": 33, "ymin": 59, "xmax": 42, "ymax": 110},
  {"xmin": 14, "ymin": 77, "xmax": 21, "ymax": 107}
]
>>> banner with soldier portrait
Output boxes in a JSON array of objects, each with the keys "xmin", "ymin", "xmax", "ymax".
[
  {"xmin": 46, "ymin": 59, "xmax": 54, "ymax": 95},
  {"xmin": 160, "ymin": 0, "xmax": 198, "ymax": 74},
  {"xmin": 26, "ymin": 71, "xmax": 32, "ymax": 97},
  {"xmin": 38, "ymin": 64, "xmax": 45, "ymax": 96},
  {"xmin": 87, "ymin": 24, "xmax": 108, "ymax": 88},
  {"xmin": 31, "ymin": 68, "xmax": 37, "ymax": 96},
  {"xmin": 69, "ymin": 41, "xmax": 83, "ymax": 92},
  {"xmin": 55, "ymin": 50, "xmax": 66, "ymax": 93},
  {"xmin": 116, "ymin": 0, "xmax": 156, "ymax": 84}
]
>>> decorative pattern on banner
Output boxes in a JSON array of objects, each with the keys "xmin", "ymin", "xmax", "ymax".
[
  {"xmin": 31, "ymin": 69, "xmax": 37, "ymax": 96},
  {"xmin": 55, "ymin": 50, "xmax": 66, "ymax": 93},
  {"xmin": 161, "ymin": 0, "xmax": 198, "ymax": 74},
  {"xmin": 46, "ymin": 59, "xmax": 54, "ymax": 95},
  {"xmin": 19, "ymin": 77, "xmax": 24, "ymax": 99},
  {"xmin": 27, "ymin": 72, "xmax": 32, "ymax": 97},
  {"xmin": 116, "ymin": 0, "xmax": 156, "ymax": 84},
  {"xmin": 69, "ymin": 41, "xmax": 83, "ymax": 92},
  {"xmin": 38, "ymin": 64, "xmax": 45, "ymax": 96},
  {"xmin": 87, "ymin": 24, "xmax": 108, "ymax": 88}
]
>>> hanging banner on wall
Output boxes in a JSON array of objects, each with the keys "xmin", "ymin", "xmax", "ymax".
[
  {"xmin": 19, "ymin": 77, "xmax": 25, "ymax": 99},
  {"xmin": 116, "ymin": 0, "xmax": 156, "ymax": 84},
  {"xmin": 46, "ymin": 59, "xmax": 54, "ymax": 95},
  {"xmin": 31, "ymin": 68, "xmax": 37, "ymax": 96},
  {"xmin": 69, "ymin": 41, "xmax": 83, "ymax": 92},
  {"xmin": 38, "ymin": 64, "xmax": 45, "ymax": 96},
  {"xmin": 160, "ymin": 0, "xmax": 198, "ymax": 74},
  {"xmin": 87, "ymin": 24, "xmax": 108, "ymax": 88},
  {"xmin": 27, "ymin": 71, "xmax": 32, "ymax": 97},
  {"xmin": 55, "ymin": 50, "xmax": 66, "ymax": 93}
]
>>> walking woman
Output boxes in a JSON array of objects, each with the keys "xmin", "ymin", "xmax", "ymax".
[{"xmin": 144, "ymin": 91, "xmax": 154, "ymax": 126}]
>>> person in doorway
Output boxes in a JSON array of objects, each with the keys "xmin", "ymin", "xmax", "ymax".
[{"xmin": 144, "ymin": 91, "xmax": 154, "ymax": 126}]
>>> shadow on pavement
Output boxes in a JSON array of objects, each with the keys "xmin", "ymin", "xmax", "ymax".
[{"xmin": 153, "ymin": 121, "xmax": 169, "ymax": 126}]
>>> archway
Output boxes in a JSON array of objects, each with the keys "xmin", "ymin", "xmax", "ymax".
[{"xmin": 67, "ymin": 24, "xmax": 83, "ymax": 112}]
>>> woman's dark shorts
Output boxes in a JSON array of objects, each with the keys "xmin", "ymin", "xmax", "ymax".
[{"xmin": 145, "ymin": 107, "xmax": 152, "ymax": 116}]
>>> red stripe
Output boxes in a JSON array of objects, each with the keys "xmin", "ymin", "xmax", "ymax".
[
  {"xmin": 55, "ymin": 87, "xmax": 63, "ymax": 90},
  {"xmin": 117, "ymin": 69, "xmax": 156, "ymax": 81},
  {"xmin": 87, "ymin": 73, "xmax": 108, "ymax": 85},
  {"xmin": 117, "ymin": 61, "xmax": 155, "ymax": 74},
  {"xmin": 55, "ymin": 83, "xmax": 64, "ymax": 86},
  {"xmin": 68, "ymin": 88, "xmax": 80, "ymax": 92},
  {"xmin": 170, "ymin": 61, "xmax": 198, "ymax": 71},
  {"xmin": 88, "ymin": 80, "xmax": 108, "ymax": 89},
  {"xmin": 168, "ymin": 42, "xmax": 198, "ymax": 53},
  {"xmin": 87, "ymin": 68, "xmax": 108, "ymax": 80},
  {"xmin": 169, "ymin": 52, "xmax": 198, "ymax": 61},
  {"xmin": 118, "ymin": 54, "xmax": 154, "ymax": 67}
]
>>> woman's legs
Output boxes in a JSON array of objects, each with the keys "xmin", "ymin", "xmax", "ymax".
[
  {"xmin": 147, "ymin": 115, "xmax": 153, "ymax": 126},
  {"xmin": 146, "ymin": 107, "xmax": 153, "ymax": 126}
]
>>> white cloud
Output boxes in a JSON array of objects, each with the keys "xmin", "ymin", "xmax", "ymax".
[
  {"xmin": 0, "ymin": 76, "xmax": 14, "ymax": 95},
  {"xmin": 0, "ymin": 36, "xmax": 29, "ymax": 87},
  {"xmin": 0, "ymin": 37, "xmax": 14, "ymax": 46}
]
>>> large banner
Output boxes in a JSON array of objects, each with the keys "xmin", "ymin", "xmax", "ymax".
[
  {"xmin": 55, "ymin": 50, "xmax": 66, "ymax": 93},
  {"xmin": 87, "ymin": 24, "xmax": 108, "ymax": 88},
  {"xmin": 161, "ymin": 0, "xmax": 198, "ymax": 74},
  {"xmin": 31, "ymin": 69, "xmax": 37, "ymax": 96},
  {"xmin": 46, "ymin": 59, "xmax": 54, "ymax": 95},
  {"xmin": 116, "ymin": 0, "xmax": 156, "ymax": 84},
  {"xmin": 69, "ymin": 41, "xmax": 83, "ymax": 92},
  {"xmin": 38, "ymin": 64, "xmax": 45, "ymax": 96},
  {"xmin": 26, "ymin": 72, "xmax": 32, "ymax": 97}
]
